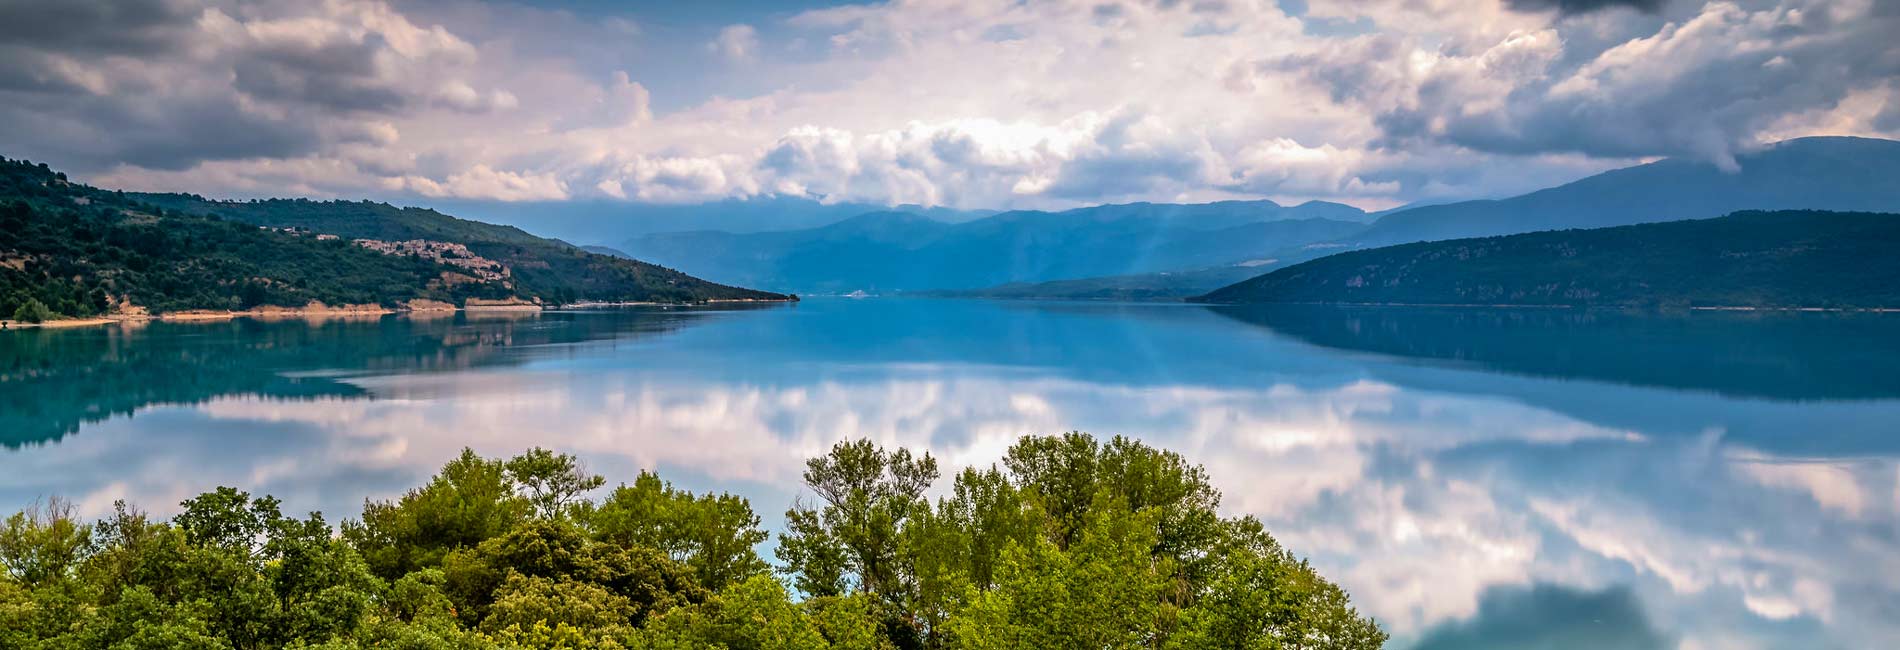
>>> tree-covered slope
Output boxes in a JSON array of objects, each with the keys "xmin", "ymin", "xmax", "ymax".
[
  {"xmin": 0, "ymin": 157, "xmax": 785, "ymax": 320},
  {"xmin": 132, "ymin": 192, "xmax": 787, "ymax": 306},
  {"xmin": 1198, "ymin": 210, "xmax": 1900, "ymax": 309},
  {"xmin": 0, "ymin": 158, "xmax": 521, "ymax": 319}
]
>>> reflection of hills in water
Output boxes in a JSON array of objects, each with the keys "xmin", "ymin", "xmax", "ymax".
[
  {"xmin": 0, "ymin": 308, "xmax": 756, "ymax": 449},
  {"xmin": 1210, "ymin": 305, "xmax": 1900, "ymax": 401}
]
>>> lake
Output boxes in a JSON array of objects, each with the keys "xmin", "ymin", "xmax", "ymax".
[{"xmin": 4, "ymin": 298, "xmax": 1897, "ymax": 649}]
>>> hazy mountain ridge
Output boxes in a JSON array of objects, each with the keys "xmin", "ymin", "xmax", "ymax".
[
  {"xmin": 924, "ymin": 266, "xmax": 1267, "ymax": 301},
  {"xmin": 952, "ymin": 136, "xmax": 1900, "ymax": 300},
  {"xmin": 1198, "ymin": 210, "xmax": 1900, "ymax": 309},
  {"xmin": 427, "ymin": 196, "xmax": 999, "ymax": 244},
  {"xmin": 621, "ymin": 199, "xmax": 1369, "ymax": 292},
  {"xmin": 1348, "ymin": 137, "xmax": 1900, "ymax": 247}
]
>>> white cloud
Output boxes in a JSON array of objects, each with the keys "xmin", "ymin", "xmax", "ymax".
[
  {"xmin": 710, "ymin": 24, "xmax": 760, "ymax": 62},
  {"xmin": 400, "ymin": 164, "xmax": 569, "ymax": 201}
]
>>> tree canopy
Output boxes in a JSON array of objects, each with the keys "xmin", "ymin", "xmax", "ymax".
[{"xmin": 0, "ymin": 434, "xmax": 1385, "ymax": 649}]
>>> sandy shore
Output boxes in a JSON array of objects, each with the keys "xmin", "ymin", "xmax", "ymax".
[
  {"xmin": 1, "ymin": 296, "xmax": 797, "ymax": 331},
  {"xmin": 0, "ymin": 317, "xmax": 121, "ymax": 330}
]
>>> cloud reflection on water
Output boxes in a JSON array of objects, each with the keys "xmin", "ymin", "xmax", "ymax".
[
  {"xmin": 3, "ymin": 301, "xmax": 1898, "ymax": 649},
  {"xmin": 8, "ymin": 367, "xmax": 1894, "ymax": 647}
]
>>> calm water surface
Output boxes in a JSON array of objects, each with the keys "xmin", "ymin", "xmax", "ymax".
[{"xmin": 4, "ymin": 298, "xmax": 1898, "ymax": 648}]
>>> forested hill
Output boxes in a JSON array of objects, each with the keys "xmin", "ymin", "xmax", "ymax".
[
  {"xmin": 129, "ymin": 191, "xmax": 788, "ymax": 306},
  {"xmin": 1198, "ymin": 210, "xmax": 1900, "ymax": 309},
  {"xmin": 132, "ymin": 192, "xmax": 555, "ymax": 247},
  {"xmin": 0, "ymin": 157, "xmax": 785, "ymax": 320}
]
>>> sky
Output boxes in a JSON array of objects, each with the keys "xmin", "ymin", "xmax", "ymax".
[{"xmin": 1, "ymin": 0, "xmax": 1896, "ymax": 215}]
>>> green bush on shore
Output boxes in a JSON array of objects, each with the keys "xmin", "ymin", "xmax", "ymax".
[{"xmin": 9, "ymin": 297, "xmax": 51, "ymax": 323}]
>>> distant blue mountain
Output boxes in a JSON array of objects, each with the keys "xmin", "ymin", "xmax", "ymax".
[
  {"xmin": 422, "ymin": 196, "xmax": 997, "ymax": 244},
  {"xmin": 1350, "ymin": 136, "xmax": 1900, "ymax": 246},
  {"xmin": 957, "ymin": 136, "xmax": 1900, "ymax": 300},
  {"xmin": 620, "ymin": 200, "xmax": 1369, "ymax": 293}
]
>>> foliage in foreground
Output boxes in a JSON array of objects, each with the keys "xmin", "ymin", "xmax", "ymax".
[{"xmin": 0, "ymin": 434, "xmax": 1385, "ymax": 649}]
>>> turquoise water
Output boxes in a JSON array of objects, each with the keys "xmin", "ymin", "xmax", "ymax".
[{"xmin": 4, "ymin": 298, "xmax": 1898, "ymax": 648}]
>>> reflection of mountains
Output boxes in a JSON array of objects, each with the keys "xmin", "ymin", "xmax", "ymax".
[
  {"xmin": 0, "ymin": 308, "xmax": 750, "ymax": 448},
  {"xmin": 1211, "ymin": 306, "xmax": 1900, "ymax": 401}
]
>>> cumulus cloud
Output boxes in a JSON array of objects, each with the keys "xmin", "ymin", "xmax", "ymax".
[
  {"xmin": 710, "ymin": 24, "xmax": 759, "ymax": 62},
  {"xmin": 1353, "ymin": 0, "xmax": 1900, "ymax": 168},
  {"xmin": 0, "ymin": 0, "xmax": 513, "ymax": 175},
  {"xmin": 398, "ymin": 164, "xmax": 568, "ymax": 201},
  {"xmin": 0, "ymin": 0, "xmax": 200, "ymax": 58}
]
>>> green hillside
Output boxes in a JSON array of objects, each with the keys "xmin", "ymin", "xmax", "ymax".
[
  {"xmin": 1198, "ymin": 210, "xmax": 1900, "ymax": 309},
  {"xmin": 0, "ymin": 158, "xmax": 518, "ymax": 319},
  {"xmin": 0, "ymin": 158, "xmax": 785, "ymax": 321},
  {"xmin": 131, "ymin": 193, "xmax": 787, "ymax": 306}
]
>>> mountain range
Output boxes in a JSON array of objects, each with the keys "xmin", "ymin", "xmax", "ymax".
[
  {"xmin": 1347, "ymin": 136, "xmax": 1900, "ymax": 247},
  {"xmin": 619, "ymin": 199, "xmax": 1369, "ymax": 293},
  {"xmin": 942, "ymin": 136, "xmax": 1900, "ymax": 299},
  {"xmin": 427, "ymin": 196, "xmax": 999, "ymax": 244},
  {"xmin": 10, "ymin": 136, "xmax": 1893, "ymax": 320}
]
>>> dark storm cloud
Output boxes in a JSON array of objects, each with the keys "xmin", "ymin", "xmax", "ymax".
[
  {"xmin": 0, "ymin": 0, "xmax": 201, "ymax": 95},
  {"xmin": 0, "ymin": 0, "xmax": 495, "ymax": 174},
  {"xmin": 1263, "ymin": 35, "xmax": 1408, "ymax": 104},
  {"xmin": 0, "ymin": 0, "xmax": 200, "ymax": 56},
  {"xmin": 233, "ymin": 34, "xmax": 411, "ymax": 113},
  {"xmin": 1504, "ymin": 0, "xmax": 1665, "ymax": 15},
  {"xmin": 0, "ymin": 91, "xmax": 327, "ymax": 171},
  {"xmin": 1412, "ymin": 583, "xmax": 1674, "ymax": 650}
]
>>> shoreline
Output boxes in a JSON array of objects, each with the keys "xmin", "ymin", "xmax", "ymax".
[{"xmin": 0, "ymin": 297, "xmax": 799, "ymax": 331}]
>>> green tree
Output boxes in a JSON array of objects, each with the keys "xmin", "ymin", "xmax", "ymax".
[
  {"xmin": 0, "ymin": 498, "xmax": 92, "ymax": 586},
  {"xmin": 896, "ymin": 466, "xmax": 1037, "ymax": 642},
  {"xmin": 633, "ymin": 575, "xmax": 836, "ymax": 650},
  {"xmin": 1004, "ymin": 433, "xmax": 1224, "ymax": 601},
  {"xmin": 11, "ymin": 297, "xmax": 53, "ymax": 323},
  {"xmin": 1169, "ymin": 517, "xmax": 1388, "ymax": 650},
  {"xmin": 588, "ymin": 470, "xmax": 770, "ymax": 589},
  {"xmin": 505, "ymin": 447, "xmax": 606, "ymax": 520},
  {"xmin": 440, "ymin": 519, "xmax": 705, "ymax": 631},
  {"xmin": 343, "ymin": 448, "xmax": 530, "ymax": 579},
  {"xmin": 778, "ymin": 439, "xmax": 938, "ymax": 602},
  {"xmin": 947, "ymin": 502, "xmax": 1170, "ymax": 649}
]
